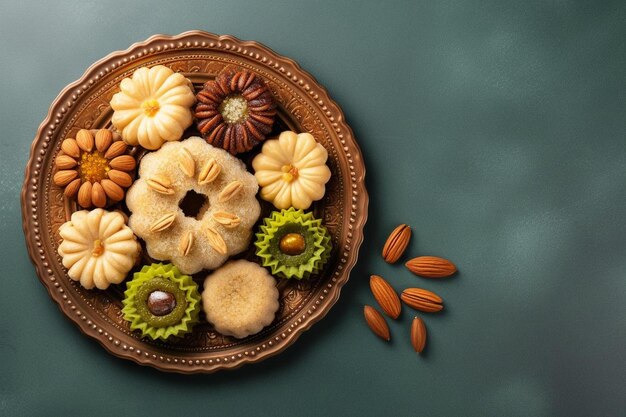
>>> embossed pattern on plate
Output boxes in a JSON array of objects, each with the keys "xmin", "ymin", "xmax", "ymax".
[{"xmin": 21, "ymin": 31, "xmax": 368, "ymax": 373}]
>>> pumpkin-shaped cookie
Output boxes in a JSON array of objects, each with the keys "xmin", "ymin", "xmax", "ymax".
[
  {"xmin": 110, "ymin": 65, "xmax": 196, "ymax": 150},
  {"xmin": 58, "ymin": 209, "xmax": 140, "ymax": 289},
  {"xmin": 252, "ymin": 131, "xmax": 331, "ymax": 209}
]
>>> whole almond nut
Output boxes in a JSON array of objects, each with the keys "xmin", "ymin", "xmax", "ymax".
[
  {"xmin": 64, "ymin": 178, "xmax": 81, "ymax": 198},
  {"xmin": 104, "ymin": 141, "xmax": 128, "ymax": 159},
  {"xmin": 218, "ymin": 181, "xmax": 243, "ymax": 202},
  {"xmin": 363, "ymin": 305, "xmax": 390, "ymax": 341},
  {"xmin": 76, "ymin": 129, "xmax": 94, "ymax": 152},
  {"xmin": 107, "ymin": 170, "xmax": 133, "ymax": 188},
  {"xmin": 61, "ymin": 138, "xmax": 81, "ymax": 158},
  {"xmin": 382, "ymin": 224, "xmax": 411, "ymax": 263},
  {"xmin": 95, "ymin": 129, "xmax": 113, "ymax": 152},
  {"xmin": 179, "ymin": 148, "xmax": 196, "ymax": 177},
  {"xmin": 212, "ymin": 211, "xmax": 241, "ymax": 228},
  {"xmin": 401, "ymin": 288, "xmax": 444, "ymax": 313},
  {"xmin": 77, "ymin": 182, "xmax": 93, "ymax": 208},
  {"xmin": 370, "ymin": 275, "xmax": 401, "ymax": 319},
  {"xmin": 101, "ymin": 179, "xmax": 124, "ymax": 201},
  {"xmin": 149, "ymin": 212, "xmax": 177, "ymax": 232},
  {"xmin": 405, "ymin": 256, "xmax": 457, "ymax": 278},
  {"xmin": 198, "ymin": 158, "xmax": 220, "ymax": 184},
  {"xmin": 91, "ymin": 182, "xmax": 107, "ymax": 208},
  {"xmin": 109, "ymin": 155, "xmax": 136, "ymax": 171},
  {"xmin": 410, "ymin": 317, "xmax": 427, "ymax": 353},
  {"xmin": 53, "ymin": 170, "xmax": 78, "ymax": 186},
  {"xmin": 55, "ymin": 155, "xmax": 77, "ymax": 170}
]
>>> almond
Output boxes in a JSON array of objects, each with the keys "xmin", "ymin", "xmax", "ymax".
[
  {"xmin": 410, "ymin": 317, "xmax": 427, "ymax": 353},
  {"xmin": 198, "ymin": 158, "xmax": 220, "ymax": 184},
  {"xmin": 370, "ymin": 275, "xmax": 401, "ymax": 319},
  {"xmin": 101, "ymin": 179, "xmax": 124, "ymax": 201},
  {"xmin": 405, "ymin": 256, "xmax": 457, "ymax": 278},
  {"xmin": 55, "ymin": 155, "xmax": 77, "ymax": 170},
  {"xmin": 212, "ymin": 211, "xmax": 241, "ymax": 228},
  {"xmin": 76, "ymin": 129, "xmax": 94, "ymax": 152},
  {"xmin": 179, "ymin": 147, "xmax": 196, "ymax": 177},
  {"xmin": 218, "ymin": 181, "xmax": 243, "ymax": 202},
  {"xmin": 104, "ymin": 141, "xmax": 128, "ymax": 159},
  {"xmin": 63, "ymin": 178, "xmax": 81, "ymax": 198},
  {"xmin": 401, "ymin": 288, "xmax": 443, "ymax": 313},
  {"xmin": 107, "ymin": 170, "xmax": 133, "ymax": 187},
  {"xmin": 149, "ymin": 212, "xmax": 177, "ymax": 232},
  {"xmin": 95, "ymin": 129, "xmax": 113, "ymax": 153},
  {"xmin": 363, "ymin": 305, "xmax": 390, "ymax": 341},
  {"xmin": 91, "ymin": 182, "xmax": 107, "ymax": 208},
  {"xmin": 146, "ymin": 175, "xmax": 174, "ymax": 195},
  {"xmin": 206, "ymin": 226, "xmax": 227, "ymax": 255},
  {"xmin": 109, "ymin": 155, "xmax": 136, "ymax": 172},
  {"xmin": 179, "ymin": 231, "xmax": 194, "ymax": 256},
  {"xmin": 61, "ymin": 138, "xmax": 81, "ymax": 158},
  {"xmin": 53, "ymin": 170, "xmax": 78, "ymax": 186},
  {"xmin": 77, "ymin": 182, "xmax": 93, "ymax": 208},
  {"xmin": 382, "ymin": 224, "xmax": 411, "ymax": 263}
]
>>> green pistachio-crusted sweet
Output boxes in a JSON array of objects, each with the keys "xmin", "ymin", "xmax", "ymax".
[
  {"xmin": 122, "ymin": 263, "xmax": 201, "ymax": 341},
  {"xmin": 255, "ymin": 208, "xmax": 332, "ymax": 279}
]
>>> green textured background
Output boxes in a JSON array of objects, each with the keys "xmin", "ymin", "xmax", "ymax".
[{"xmin": 1, "ymin": 1, "xmax": 625, "ymax": 416}]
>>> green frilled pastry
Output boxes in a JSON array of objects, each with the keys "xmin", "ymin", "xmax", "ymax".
[
  {"xmin": 255, "ymin": 208, "xmax": 332, "ymax": 279},
  {"xmin": 122, "ymin": 263, "xmax": 201, "ymax": 341}
]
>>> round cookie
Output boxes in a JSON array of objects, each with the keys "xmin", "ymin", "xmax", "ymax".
[
  {"xmin": 125, "ymin": 137, "xmax": 261, "ymax": 274},
  {"xmin": 202, "ymin": 260, "xmax": 279, "ymax": 339}
]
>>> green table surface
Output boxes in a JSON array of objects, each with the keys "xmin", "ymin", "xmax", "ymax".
[{"xmin": 1, "ymin": 1, "xmax": 625, "ymax": 416}]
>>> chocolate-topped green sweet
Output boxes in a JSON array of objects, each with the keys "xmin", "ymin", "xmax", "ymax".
[{"xmin": 122, "ymin": 263, "xmax": 201, "ymax": 341}]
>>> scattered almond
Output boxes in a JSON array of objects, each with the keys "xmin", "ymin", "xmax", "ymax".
[
  {"xmin": 401, "ymin": 288, "xmax": 444, "ymax": 313},
  {"xmin": 363, "ymin": 305, "xmax": 390, "ymax": 341},
  {"xmin": 53, "ymin": 170, "xmax": 78, "ymax": 186},
  {"xmin": 76, "ymin": 129, "xmax": 94, "ymax": 152},
  {"xmin": 149, "ymin": 212, "xmax": 177, "ymax": 232},
  {"xmin": 405, "ymin": 256, "xmax": 457, "ymax": 278},
  {"xmin": 410, "ymin": 317, "xmax": 427, "ymax": 353},
  {"xmin": 370, "ymin": 275, "xmax": 401, "ymax": 319},
  {"xmin": 382, "ymin": 224, "xmax": 411, "ymax": 263}
]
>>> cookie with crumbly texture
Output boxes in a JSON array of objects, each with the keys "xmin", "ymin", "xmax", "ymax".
[
  {"xmin": 125, "ymin": 137, "xmax": 260, "ymax": 274},
  {"xmin": 202, "ymin": 260, "xmax": 279, "ymax": 339}
]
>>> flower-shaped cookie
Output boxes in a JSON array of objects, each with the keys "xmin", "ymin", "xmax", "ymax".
[
  {"xmin": 58, "ymin": 209, "xmax": 140, "ymax": 289},
  {"xmin": 252, "ymin": 131, "xmax": 331, "ymax": 210},
  {"xmin": 111, "ymin": 65, "xmax": 196, "ymax": 150},
  {"xmin": 53, "ymin": 129, "xmax": 136, "ymax": 208}
]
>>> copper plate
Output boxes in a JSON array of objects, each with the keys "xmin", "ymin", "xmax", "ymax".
[{"xmin": 21, "ymin": 31, "xmax": 368, "ymax": 373}]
